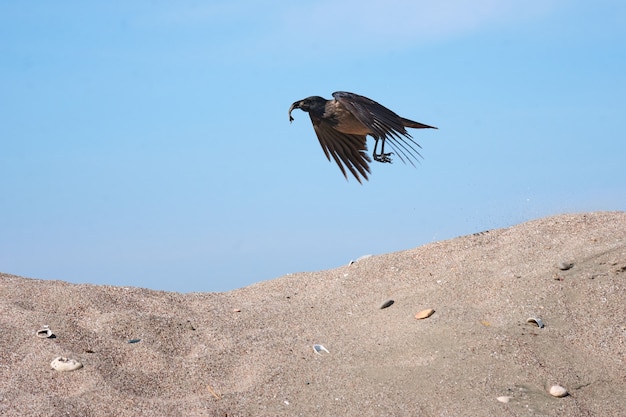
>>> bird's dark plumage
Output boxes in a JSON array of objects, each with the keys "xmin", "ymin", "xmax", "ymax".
[{"xmin": 288, "ymin": 91, "xmax": 436, "ymax": 183}]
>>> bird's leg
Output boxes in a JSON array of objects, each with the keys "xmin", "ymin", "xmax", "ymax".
[{"xmin": 373, "ymin": 139, "xmax": 393, "ymax": 163}]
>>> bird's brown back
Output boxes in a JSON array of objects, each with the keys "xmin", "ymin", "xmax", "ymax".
[{"xmin": 324, "ymin": 99, "xmax": 371, "ymax": 136}]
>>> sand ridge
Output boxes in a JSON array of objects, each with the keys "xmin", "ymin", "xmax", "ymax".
[{"xmin": 1, "ymin": 211, "xmax": 625, "ymax": 416}]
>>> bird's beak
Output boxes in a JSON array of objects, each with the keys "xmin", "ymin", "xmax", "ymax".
[{"xmin": 288, "ymin": 101, "xmax": 301, "ymax": 123}]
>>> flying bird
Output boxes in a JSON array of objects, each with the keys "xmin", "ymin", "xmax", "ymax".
[{"xmin": 288, "ymin": 91, "xmax": 437, "ymax": 183}]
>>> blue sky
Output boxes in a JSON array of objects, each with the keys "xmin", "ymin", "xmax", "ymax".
[{"xmin": 1, "ymin": 1, "xmax": 625, "ymax": 292}]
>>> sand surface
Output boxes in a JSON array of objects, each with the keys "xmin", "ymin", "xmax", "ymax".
[{"xmin": 1, "ymin": 212, "xmax": 625, "ymax": 416}]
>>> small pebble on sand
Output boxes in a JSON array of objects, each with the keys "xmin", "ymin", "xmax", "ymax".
[
  {"xmin": 557, "ymin": 262, "xmax": 573, "ymax": 271},
  {"xmin": 549, "ymin": 385, "xmax": 568, "ymax": 397},
  {"xmin": 415, "ymin": 308, "xmax": 435, "ymax": 319}
]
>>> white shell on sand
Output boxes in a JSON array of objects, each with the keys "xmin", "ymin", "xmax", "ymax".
[
  {"xmin": 349, "ymin": 254, "xmax": 373, "ymax": 265},
  {"xmin": 415, "ymin": 309, "xmax": 435, "ymax": 320},
  {"xmin": 496, "ymin": 396, "xmax": 512, "ymax": 403},
  {"xmin": 50, "ymin": 357, "xmax": 83, "ymax": 372},
  {"xmin": 549, "ymin": 385, "xmax": 568, "ymax": 397},
  {"xmin": 313, "ymin": 344, "xmax": 329, "ymax": 354},
  {"xmin": 36, "ymin": 325, "xmax": 52, "ymax": 338}
]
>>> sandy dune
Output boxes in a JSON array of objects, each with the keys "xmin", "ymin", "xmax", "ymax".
[{"xmin": 1, "ymin": 212, "xmax": 625, "ymax": 416}]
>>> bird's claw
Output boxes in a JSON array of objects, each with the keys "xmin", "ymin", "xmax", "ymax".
[{"xmin": 374, "ymin": 153, "xmax": 393, "ymax": 163}]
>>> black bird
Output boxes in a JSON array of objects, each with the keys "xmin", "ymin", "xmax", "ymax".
[{"xmin": 289, "ymin": 91, "xmax": 437, "ymax": 183}]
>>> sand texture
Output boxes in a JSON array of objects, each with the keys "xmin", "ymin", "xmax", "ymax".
[{"xmin": 1, "ymin": 212, "xmax": 625, "ymax": 416}]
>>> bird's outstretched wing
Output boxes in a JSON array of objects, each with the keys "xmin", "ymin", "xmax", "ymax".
[
  {"xmin": 332, "ymin": 91, "xmax": 427, "ymax": 166},
  {"xmin": 311, "ymin": 117, "xmax": 371, "ymax": 184}
]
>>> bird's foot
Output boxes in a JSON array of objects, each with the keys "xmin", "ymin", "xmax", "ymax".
[{"xmin": 373, "ymin": 153, "xmax": 393, "ymax": 163}]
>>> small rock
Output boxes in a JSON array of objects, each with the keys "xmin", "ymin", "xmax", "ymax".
[
  {"xmin": 549, "ymin": 385, "xmax": 568, "ymax": 397},
  {"xmin": 380, "ymin": 300, "xmax": 394, "ymax": 309},
  {"xmin": 497, "ymin": 396, "xmax": 512, "ymax": 403},
  {"xmin": 415, "ymin": 308, "xmax": 435, "ymax": 319},
  {"xmin": 557, "ymin": 262, "xmax": 573, "ymax": 271}
]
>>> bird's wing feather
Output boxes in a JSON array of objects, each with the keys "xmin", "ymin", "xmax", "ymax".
[
  {"xmin": 332, "ymin": 91, "xmax": 425, "ymax": 166},
  {"xmin": 311, "ymin": 117, "xmax": 371, "ymax": 183},
  {"xmin": 332, "ymin": 91, "xmax": 409, "ymax": 138}
]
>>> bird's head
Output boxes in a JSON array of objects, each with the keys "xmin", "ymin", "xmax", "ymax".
[{"xmin": 288, "ymin": 96, "xmax": 327, "ymax": 122}]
